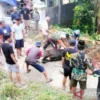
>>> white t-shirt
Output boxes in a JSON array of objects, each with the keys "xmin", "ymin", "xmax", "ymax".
[
  {"xmin": 42, "ymin": 21, "xmax": 48, "ymax": 36},
  {"xmin": 12, "ymin": 23, "xmax": 24, "ymax": 40}
]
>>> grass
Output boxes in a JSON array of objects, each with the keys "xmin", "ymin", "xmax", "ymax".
[{"xmin": 0, "ymin": 71, "xmax": 72, "ymax": 100}]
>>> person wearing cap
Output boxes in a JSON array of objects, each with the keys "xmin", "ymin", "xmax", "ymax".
[
  {"xmin": 12, "ymin": 18, "xmax": 25, "ymax": 58},
  {"xmin": 21, "ymin": 4, "xmax": 31, "ymax": 33},
  {"xmin": 62, "ymin": 38, "xmax": 78, "ymax": 91},
  {"xmin": 25, "ymin": 41, "xmax": 52, "ymax": 83},
  {"xmin": 11, "ymin": 7, "xmax": 21, "ymax": 24},
  {"xmin": 43, "ymin": 32, "xmax": 70, "ymax": 50},
  {"xmin": 70, "ymin": 40, "xmax": 94, "ymax": 99},
  {"xmin": 72, "ymin": 30, "xmax": 81, "ymax": 40}
]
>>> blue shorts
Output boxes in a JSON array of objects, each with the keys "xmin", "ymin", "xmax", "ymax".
[
  {"xmin": 31, "ymin": 63, "xmax": 45, "ymax": 73},
  {"xmin": 15, "ymin": 39, "xmax": 24, "ymax": 49}
]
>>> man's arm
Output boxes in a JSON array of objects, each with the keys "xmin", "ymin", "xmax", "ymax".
[
  {"xmin": 22, "ymin": 29, "xmax": 25, "ymax": 40},
  {"xmin": 62, "ymin": 50, "xmax": 65, "ymax": 68},
  {"xmin": 10, "ymin": 54, "xmax": 17, "ymax": 63},
  {"xmin": 58, "ymin": 40, "xmax": 66, "ymax": 48},
  {"xmin": 9, "ymin": 46, "xmax": 19, "ymax": 68},
  {"xmin": 28, "ymin": 9, "xmax": 31, "ymax": 19},
  {"xmin": 62, "ymin": 57, "xmax": 64, "ymax": 68},
  {"xmin": 11, "ymin": 13, "xmax": 14, "ymax": 21}
]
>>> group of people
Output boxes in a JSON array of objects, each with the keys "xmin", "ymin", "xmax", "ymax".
[{"xmin": 0, "ymin": 5, "xmax": 100, "ymax": 100}]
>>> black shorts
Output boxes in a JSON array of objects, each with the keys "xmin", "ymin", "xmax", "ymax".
[
  {"xmin": 64, "ymin": 67, "xmax": 72, "ymax": 80},
  {"xmin": 15, "ymin": 39, "xmax": 24, "ymax": 49}
]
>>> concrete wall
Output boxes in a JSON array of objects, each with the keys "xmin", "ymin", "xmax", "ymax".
[
  {"xmin": 46, "ymin": 3, "xmax": 75, "ymax": 25},
  {"xmin": 46, "ymin": 6, "xmax": 59, "ymax": 25},
  {"xmin": 60, "ymin": 3, "xmax": 75, "ymax": 24}
]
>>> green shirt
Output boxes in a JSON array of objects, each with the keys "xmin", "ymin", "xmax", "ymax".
[{"xmin": 51, "ymin": 32, "xmax": 61, "ymax": 41}]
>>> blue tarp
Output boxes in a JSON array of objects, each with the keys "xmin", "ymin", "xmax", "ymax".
[{"xmin": 0, "ymin": 0, "xmax": 17, "ymax": 6}]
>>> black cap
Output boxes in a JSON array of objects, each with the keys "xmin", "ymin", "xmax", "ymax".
[
  {"xmin": 77, "ymin": 40, "xmax": 85, "ymax": 50},
  {"xmin": 69, "ymin": 39, "xmax": 76, "ymax": 46}
]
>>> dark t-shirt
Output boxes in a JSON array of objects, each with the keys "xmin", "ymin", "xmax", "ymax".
[
  {"xmin": 2, "ymin": 43, "xmax": 15, "ymax": 64},
  {"xmin": 21, "ymin": 8, "xmax": 30, "ymax": 20},
  {"xmin": 62, "ymin": 48, "xmax": 78, "ymax": 69}
]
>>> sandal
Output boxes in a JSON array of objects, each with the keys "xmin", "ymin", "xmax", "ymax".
[
  {"xmin": 46, "ymin": 79, "xmax": 52, "ymax": 83},
  {"xmin": 27, "ymin": 69, "xmax": 31, "ymax": 73}
]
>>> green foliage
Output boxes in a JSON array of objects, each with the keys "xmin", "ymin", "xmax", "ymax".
[
  {"xmin": 54, "ymin": 25, "xmax": 73, "ymax": 34},
  {"xmin": 0, "ymin": 71, "xmax": 72, "ymax": 100},
  {"xmin": 73, "ymin": 0, "xmax": 95, "ymax": 35},
  {"xmin": 0, "ymin": 82, "xmax": 21, "ymax": 99},
  {"xmin": 90, "ymin": 33, "xmax": 100, "ymax": 40}
]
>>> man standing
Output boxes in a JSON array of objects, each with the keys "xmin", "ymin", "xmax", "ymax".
[
  {"xmin": 62, "ymin": 39, "xmax": 78, "ymax": 90},
  {"xmin": 21, "ymin": 4, "xmax": 31, "ymax": 33},
  {"xmin": 70, "ymin": 40, "xmax": 93, "ymax": 99},
  {"xmin": 0, "ymin": 20, "xmax": 13, "ymax": 46},
  {"xmin": 12, "ymin": 18, "xmax": 25, "ymax": 58},
  {"xmin": 25, "ymin": 41, "xmax": 52, "ymax": 83},
  {"xmin": 33, "ymin": 8, "xmax": 40, "ymax": 32},
  {"xmin": 2, "ymin": 34, "xmax": 23, "ymax": 85},
  {"xmin": 11, "ymin": 7, "xmax": 21, "ymax": 24},
  {"xmin": 1, "ymin": 20, "xmax": 12, "ymax": 35},
  {"xmin": 42, "ymin": 17, "xmax": 51, "ymax": 40}
]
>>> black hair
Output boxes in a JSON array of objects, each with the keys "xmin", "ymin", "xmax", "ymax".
[
  {"xmin": 0, "ymin": 21, "xmax": 2, "ymax": 25},
  {"xmin": 16, "ymin": 17, "xmax": 21, "ymax": 21},
  {"xmin": 74, "ymin": 33, "xmax": 79, "ymax": 38},
  {"xmin": 70, "ymin": 43, "xmax": 76, "ymax": 46},
  {"xmin": 3, "ymin": 34, "xmax": 11, "ymax": 40},
  {"xmin": 66, "ymin": 34, "xmax": 69, "ymax": 38}
]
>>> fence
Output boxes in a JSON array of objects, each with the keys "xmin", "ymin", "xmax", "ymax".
[{"xmin": 46, "ymin": 3, "xmax": 75, "ymax": 25}]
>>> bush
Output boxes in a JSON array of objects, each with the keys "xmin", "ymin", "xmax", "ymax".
[{"xmin": 73, "ymin": 0, "xmax": 95, "ymax": 35}]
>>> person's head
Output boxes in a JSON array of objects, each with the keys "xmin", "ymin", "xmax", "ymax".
[
  {"xmin": 69, "ymin": 39, "xmax": 76, "ymax": 47},
  {"xmin": 46, "ymin": 17, "xmax": 50, "ymax": 23},
  {"xmin": 3, "ymin": 34, "xmax": 11, "ymax": 42},
  {"xmin": 23, "ymin": 4, "xmax": 26, "ymax": 8},
  {"xmin": 16, "ymin": 18, "xmax": 21, "ymax": 25},
  {"xmin": 13, "ymin": 7, "xmax": 17, "ymax": 12},
  {"xmin": 35, "ymin": 41, "xmax": 41, "ymax": 48},
  {"xmin": 0, "ymin": 21, "xmax": 3, "ymax": 28},
  {"xmin": 1, "ymin": 20, "xmax": 6, "ymax": 27},
  {"xmin": 74, "ymin": 30, "xmax": 80, "ymax": 39},
  {"xmin": 77, "ymin": 40, "xmax": 86, "ymax": 51}
]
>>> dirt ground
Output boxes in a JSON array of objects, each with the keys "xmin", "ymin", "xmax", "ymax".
[{"xmin": 0, "ymin": 38, "xmax": 99, "ymax": 100}]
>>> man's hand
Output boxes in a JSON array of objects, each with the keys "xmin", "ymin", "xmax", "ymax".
[{"xmin": 16, "ymin": 62, "xmax": 19, "ymax": 68}]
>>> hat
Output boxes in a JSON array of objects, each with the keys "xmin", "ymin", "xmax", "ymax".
[
  {"xmin": 69, "ymin": 39, "xmax": 76, "ymax": 46},
  {"xmin": 77, "ymin": 40, "xmax": 85, "ymax": 50},
  {"xmin": 75, "ymin": 30, "xmax": 80, "ymax": 34},
  {"xmin": 60, "ymin": 33, "xmax": 66, "ymax": 39},
  {"xmin": 35, "ymin": 41, "xmax": 41, "ymax": 47},
  {"xmin": 13, "ymin": 20, "xmax": 17, "ymax": 23}
]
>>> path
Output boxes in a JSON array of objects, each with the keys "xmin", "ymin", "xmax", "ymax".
[{"xmin": 0, "ymin": 39, "xmax": 98, "ymax": 99}]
